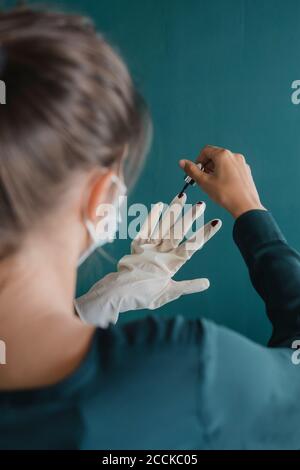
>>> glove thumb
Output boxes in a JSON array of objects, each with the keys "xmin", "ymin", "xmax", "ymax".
[
  {"xmin": 148, "ymin": 278, "xmax": 210, "ymax": 309},
  {"xmin": 174, "ymin": 278, "xmax": 210, "ymax": 295}
]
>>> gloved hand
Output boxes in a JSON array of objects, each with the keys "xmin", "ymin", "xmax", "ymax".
[{"xmin": 75, "ymin": 193, "xmax": 222, "ymax": 327}]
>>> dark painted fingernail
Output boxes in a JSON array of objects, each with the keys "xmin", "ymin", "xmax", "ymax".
[
  {"xmin": 178, "ymin": 192, "xmax": 184, "ymax": 198},
  {"xmin": 211, "ymin": 220, "xmax": 219, "ymax": 227},
  {"xmin": 197, "ymin": 201, "xmax": 203, "ymax": 205}
]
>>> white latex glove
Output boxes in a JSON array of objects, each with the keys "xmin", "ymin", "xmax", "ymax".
[{"xmin": 75, "ymin": 193, "xmax": 222, "ymax": 327}]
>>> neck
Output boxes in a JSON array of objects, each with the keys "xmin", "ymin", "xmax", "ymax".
[{"xmin": 0, "ymin": 232, "xmax": 95, "ymax": 390}]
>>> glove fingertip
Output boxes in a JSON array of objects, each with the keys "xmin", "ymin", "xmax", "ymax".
[
  {"xmin": 204, "ymin": 218, "xmax": 222, "ymax": 242},
  {"xmin": 209, "ymin": 218, "xmax": 222, "ymax": 230}
]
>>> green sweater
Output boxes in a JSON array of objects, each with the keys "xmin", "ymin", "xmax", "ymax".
[{"xmin": 0, "ymin": 210, "xmax": 299, "ymax": 450}]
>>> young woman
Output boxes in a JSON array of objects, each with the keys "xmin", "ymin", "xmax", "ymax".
[{"xmin": 0, "ymin": 7, "xmax": 299, "ymax": 450}]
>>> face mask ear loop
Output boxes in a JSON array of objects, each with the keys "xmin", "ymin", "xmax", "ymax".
[
  {"xmin": 95, "ymin": 246, "xmax": 117, "ymax": 265},
  {"xmin": 78, "ymin": 171, "xmax": 127, "ymax": 267},
  {"xmin": 80, "ymin": 169, "xmax": 113, "ymax": 243},
  {"xmin": 110, "ymin": 173, "xmax": 127, "ymax": 194},
  {"xmin": 78, "ymin": 171, "xmax": 105, "ymax": 266},
  {"xmin": 93, "ymin": 173, "xmax": 126, "ymax": 266}
]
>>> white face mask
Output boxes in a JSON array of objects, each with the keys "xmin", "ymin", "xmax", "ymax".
[{"xmin": 78, "ymin": 174, "xmax": 127, "ymax": 266}]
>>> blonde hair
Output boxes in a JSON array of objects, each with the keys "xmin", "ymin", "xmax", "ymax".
[{"xmin": 0, "ymin": 6, "xmax": 151, "ymax": 259}]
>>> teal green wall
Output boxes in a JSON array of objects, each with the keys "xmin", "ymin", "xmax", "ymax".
[{"xmin": 12, "ymin": 0, "xmax": 300, "ymax": 343}]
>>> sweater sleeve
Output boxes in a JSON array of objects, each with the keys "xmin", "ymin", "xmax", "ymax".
[{"xmin": 233, "ymin": 209, "xmax": 300, "ymax": 347}]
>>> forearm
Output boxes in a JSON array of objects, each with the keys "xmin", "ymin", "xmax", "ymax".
[{"xmin": 233, "ymin": 210, "xmax": 300, "ymax": 347}]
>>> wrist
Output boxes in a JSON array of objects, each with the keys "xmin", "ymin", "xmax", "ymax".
[{"xmin": 229, "ymin": 202, "xmax": 266, "ymax": 219}]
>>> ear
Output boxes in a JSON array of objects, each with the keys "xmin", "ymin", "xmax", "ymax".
[{"xmin": 85, "ymin": 170, "xmax": 114, "ymax": 222}]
